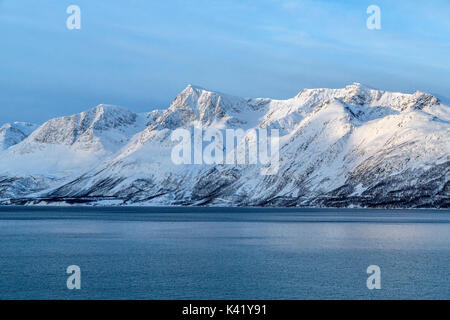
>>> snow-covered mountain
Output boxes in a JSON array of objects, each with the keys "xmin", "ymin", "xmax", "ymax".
[
  {"xmin": 0, "ymin": 122, "xmax": 38, "ymax": 150},
  {"xmin": 1, "ymin": 83, "xmax": 449, "ymax": 208}
]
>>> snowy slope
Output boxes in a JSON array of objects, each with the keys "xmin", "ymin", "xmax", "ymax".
[
  {"xmin": 0, "ymin": 105, "xmax": 152, "ymax": 200},
  {"xmin": 1, "ymin": 83, "xmax": 448, "ymax": 208},
  {"xmin": 0, "ymin": 122, "xmax": 38, "ymax": 150}
]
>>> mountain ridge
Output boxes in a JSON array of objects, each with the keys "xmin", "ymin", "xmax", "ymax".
[{"xmin": 0, "ymin": 83, "xmax": 448, "ymax": 208}]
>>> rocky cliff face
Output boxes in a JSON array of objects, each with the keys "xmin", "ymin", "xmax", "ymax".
[{"xmin": 0, "ymin": 83, "xmax": 448, "ymax": 208}]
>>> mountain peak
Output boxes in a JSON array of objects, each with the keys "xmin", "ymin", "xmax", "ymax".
[
  {"xmin": 181, "ymin": 84, "xmax": 236, "ymax": 98},
  {"xmin": 16, "ymin": 104, "xmax": 139, "ymax": 151},
  {"xmin": 185, "ymin": 84, "xmax": 208, "ymax": 91},
  {"xmin": 158, "ymin": 84, "xmax": 253, "ymax": 129},
  {"xmin": 87, "ymin": 104, "xmax": 132, "ymax": 115},
  {"xmin": 0, "ymin": 122, "xmax": 38, "ymax": 150},
  {"xmin": 344, "ymin": 82, "xmax": 377, "ymax": 93},
  {"xmin": 346, "ymin": 82, "xmax": 370, "ymax": 89},
  {"xmin": 81, "ymin": 104, "xmax": 137, "ymax": 127}
]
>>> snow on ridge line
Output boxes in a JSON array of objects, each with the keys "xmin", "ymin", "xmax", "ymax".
[
  {"xmin": 3, "ymin": 82, "xmax": 444, "ymax": 132},
  {"xmin": 1, "ymin": 82, "xmax": 445, "ymax": 159},
  {"xmin": 0, "ymin": 122, "xmax": 39, "ymax": 150},
  {"xmin": 0, "ymin": 82, "xmax": 448, "ymax": 208}
]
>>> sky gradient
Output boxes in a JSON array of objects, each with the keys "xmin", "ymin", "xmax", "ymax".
[{"xmin": 1, "ymin": 0, "xmax": 449, "ymax": 124}]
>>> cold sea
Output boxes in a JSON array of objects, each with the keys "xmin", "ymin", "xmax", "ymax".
[{"xmin": 0, "ymin": 206, "xmax": 448, "ymax": 299}]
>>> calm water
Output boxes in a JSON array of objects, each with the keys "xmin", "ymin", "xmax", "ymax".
[{"xmin": 0, "ymin": 206, "xmax": 449, "ymax": 300}]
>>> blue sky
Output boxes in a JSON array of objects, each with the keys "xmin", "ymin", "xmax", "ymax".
[{"xmin": 1, "ymin": 0, "xmax": 449, "ymax": 124}]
